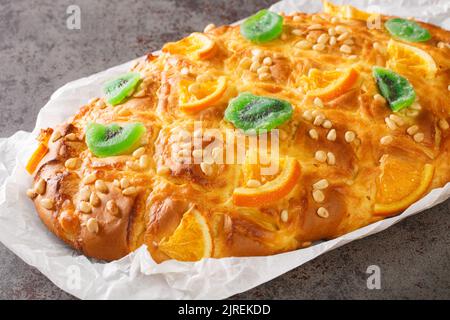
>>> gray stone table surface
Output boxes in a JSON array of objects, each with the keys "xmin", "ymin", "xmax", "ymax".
[{"xmin": 0, "ymin": 0, "xmax": 449, "ymax": 300}]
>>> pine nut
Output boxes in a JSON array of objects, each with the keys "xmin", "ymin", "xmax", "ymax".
[
  {"xmin": 322, "ymin": 120, "xmax": 332, "ymax": 129},
  {"xmin": 122, "ymin": 186, "xmax": 137, "ymax": 196},
  {"xmin": 132, "ymin": 147, "xmax": 146, "ymax": 158},
  {"xmin": 380, "ymin": 135, "xmax": 393, "ymax": 145},
  {"xmin": 339, "ymin": 44, "xmax": 352, "ymax": 53},
  {"xmin": 308, "ymin": 24, "xmax": 323, "ymax": 30},
  {"xmin": 313, "ymin": 97, "xmax": 323, "ymax": 107},
  {"xmin": 385, "ymin": 117, "xmax": 397, "ymax": 130},
  {"xmin": 79, "ymin": 186, "xmax": 91, "ymax": 201},
  {"xmin": 139, "ymin": 155, "xmax": 149, "ymax": 169},
  {"xmin": 119, "ymin": 178, "xmax": 130, "ymax": 189},
  {"xmin": 329, "ymin": 36, "xmax": 337, "ymax": 46},
  {"xmin": 251, "ymin": 48, "xmax": 263, "ymax": 58},
  {"xmin": 262, "ymin": 57, "xmax": 272, "ymax": 66},
  {"xmin": 406, "ymin": 125, "xmax": 419, "ymax": 135},
  {"xmin": 89, "ymin": 192, "xmax": 100, "ymax": 207},
  {"xmin": 327, "ymin": 152, "xmax": 336, "ymax": 165},
  {"xmin": 40, "ymin": 198, "xmax": 54, "ymax": 210},
  {"xmin": 247, "ymin": 179, "xmax": 261, "ymax": 188},
  {"xmin": 317, "ymin": 33, "xmax": 329, "ymax": 44},
  {"xmin": 344, "ymin": 131, "xmax": 356, "ymax": 143},
  {"xmin": 313, "ymin": 115, "xmax": 325, "ymax": 126},
  {"xmin": 312, "ymin": 189, "xmax": 325, "ymax": 203},
  {"xmin": 303, "ymin": 110, "xmax": 313, "ymax": 121},
  {"xmin": 413, "ymin": 132, "xmax": 424, "ymax": 143},
  {"xmin": 258, "ymin": 73, "xmax": 271, "ymax": 81},
  {"xmin": 83, "ymin": 173, "xmax": 96, "ymax": 185},
  {"xmin": 315, "ymin": 150, "xmax": 327, "ymax": 163},
  {"xmin": 95, "ymin": 180, "xmax": 108, "ymax": 193},
  {"xmin": 293, "ymin": 15, "xmax": 301, "ymax": 22},
  {"xmin": 438, "ymin": 119, "xmax": 449, "ymax": 130},
  {"xmin": 326, "ymin": 129, "xmax": 337, "ymax": 141},
  {"xmin": 257, "ymin": 66, "xmax": 270, "ymax": 74},
  {"xmin": 86, "ymin": 218, "xmax": 99, "ymax": 233},
  {"xmin": 309, "ymin": 129, "xmax": 319, "ymax": 140},
  {"xmin": 35, "ymin": 178, "xmax": 47, "ymax": 195},
  {"xmin": 280, "ymin": 209, "xmax": 289, "ymax": 222},
  {"xmin": 344, "ymin": 39, "xmax": 354, "ymax": 45},
  {"xmin": 389, "ymin": 114, "xmax": 404, "ymax": 126},
  {"xmin": 317, "ymin": 207, "xmax": 329, "ymax": 218},
  {"xmin": 328, "ymin": 27, "xmax": 336, "ymax": 36},
  {"xmin": 296, "ymin": 40, "xmax": 312, "ymax": 49},
  {"xmin": 313, "ymin": 179, "xmax": 329, "ymax": 190},
  {"xmin": 335, "ymin": 25, "xmax": 348, "ymax": 33},
  {"xmin": 78, "ymin": 201, "xmax": 92, "ymax": 213},
  {"xmin": 313, "ymin": 43, "xmax": 325, "ymax": 51},
  {"xmin": 26, "ymin": 189, "xmax": 37, "ymax": 199},
  {"xmin": 106, "ymin": 200, "xmax": 120, "ymax": 217},
  {"xmin": 250, "ymin": 61, "xmax": 260, "ymax": 72},
  {"xmin": 65, "ymin": 157, "xmax": 80, "ymax": 170},
  {"xmin": 291, "ymin": 29, "xmax": 303, "ymax": 36}
]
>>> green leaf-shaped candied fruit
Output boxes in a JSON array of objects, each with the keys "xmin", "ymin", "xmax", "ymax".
[
  {"xmin": 86, "ymin": 122, "xmax": 146, "ymax": 157},
  {"xmin": 385, "ymin": 18, "xmax": 431, "ymax": 43},
  {"xmin": 103, "ymin": 72, "xmax": 141, "ymax": 106},
  {"xmin": 240, "ymin": 9, "xmax": 283, "ymax": 43},
  {"xmin": 224, "ymin": 92, "xmax": 293, "ymax": 134},
  {"xmin": 372, "ymin": 67, "xmax": 416, "ymax": 112}
]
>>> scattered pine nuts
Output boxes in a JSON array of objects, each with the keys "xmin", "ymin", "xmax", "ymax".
[
  {"xmin": 35, "ymin": 178, "xmax": 47, "ymax": 195},
  {"xmin": 86, "ymin": 218, "xmax": 99, "ymax": 233},
  {"xmin": 313, "ymin": 179, "xmax": 329, "ymax": 190},
  {"xmin": 317, "ymin": 207, "xmax": 329, "ymax": 218},
  {"xmin": 313, "ymin": 97, "xmax": 323, "ymax": 107},
  {"xmin": 83, "ymin": 173, "xmax": 96, "ymax": 185},
  {"xmin": 309, "ymin": 129, "xmax": 319, "ymax": 140},
  {"xmin": 438, "ymin": 119, "xmax": 449, "ymax": 130},
  {"xmin": 315, "ymin": 150, "xmax": 327, "ymax": 163},
  {"xmin": 122, "ymin": 186, "xmax": 137, "ymax": 196},
  {"xmin": 78, "ymin": 201, "xmax": 92, "ymax": 213},
  {"xmin": 326, "ymin": 129, "xmax": 337, "ymax": 141},
  {"xmin": 413, "ymin": 132, "xmax": 424, "ymax": 143},
  {"xmin": 327, "ymin": 152, "xmax": 336, "ymax": 165},
  {"xmin": 339, "ymin": 44, "xmax": 352, "ymax": 53},
  {"xmin": 380, "ymin": 135, "xmax": 393, "ymax": 145},
  {"xmin": 344, "ymin": 131, "xmax": 355, "ymax": 143},
  {"xmin": 132, "ymin": 147, "xmax": 146, "ymax": 158},
  {"xmin": 40, "ymin": 198, "xmax": 54, "ymax": 210},
  {"xmin": 406, "ymin": 125, "xmax": 419, "ymax": 135},
  {"xmin": 95, "ymin": 180, "xmax": 108, "ymax": 194},
  {"xmin": 312, "ymin": 189, "xmax": 325, "ymax": 203},
  {"xmin": 280, "ymin": 209, "xmax": 289, "ymax": 222}
]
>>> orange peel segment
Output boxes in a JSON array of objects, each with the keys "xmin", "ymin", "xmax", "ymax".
[
  {"xmin": 179, "ymin": 76, "xmax": 227, "ymax": 113},
  {"xmin": 374, "ymin": 156, "xmax": 434, "ymax": 216},
  {"xmin": 26, "ymin": 129, "xmax": 53, "ymax": 175},
  {"xmin": 158, "ymin": 207, "xmax": 213, "ymax": 261},
  {"xmin": 233, "ymin": 157, "xmax": 301, "ymax": 207},
  {"xmin": 387, "ymin": 39, "xmax": 437, "ymax": 80},
  {"xmin": 302, "ymin": 68, "xmax": 359, "ymax": 101},
  {"xmin": 162, "ymin": 32, "xmax": 216, "ymax": 60}
]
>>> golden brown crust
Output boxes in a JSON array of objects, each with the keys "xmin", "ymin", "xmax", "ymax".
[{"xmin": 28, "ymin": 7, "xmax": 450, "ymax": 262}]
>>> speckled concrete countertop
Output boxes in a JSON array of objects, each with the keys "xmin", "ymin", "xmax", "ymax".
[{"xmin": 0, "ymin": 0, "xmax": 449, "ymax": 300}]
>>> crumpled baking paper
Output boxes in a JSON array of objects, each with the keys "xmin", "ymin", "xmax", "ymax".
[{"xmin": 0, "ymin": 0, "xmax": 449, "ymax": 300}]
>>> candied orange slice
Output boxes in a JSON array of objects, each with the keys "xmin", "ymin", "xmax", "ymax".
[
  {"xmin": 233, "ymin": 157, "xmax": 301, "ymax": 207},
  {"xmin": 179, "ymin": 76, "xmax": 227, "ymax": 113},
  {"xmin": 162, "ymin": 32, "xmax": 216, "ymax": 60},
  {"xmin": 322, "ymin": 0, "xmax": 372, "ymax": 21},
  {"xmin": 387, "ymin": 39, "xmax": 437, "ymax": 80},
  {"xmin": 374, "ymin": 155, "xmax": 434, "ymax": 216},
  {"xmin": 26, "ymin": 129, "xmax": 53, "ymax": 174},
  {"xmin": 158, "ymin": 207, "xmax": 213, "ymax": 261},
  {"xmin": 301, "ymin": 68, "xmax": 359, "ymax": 101}
]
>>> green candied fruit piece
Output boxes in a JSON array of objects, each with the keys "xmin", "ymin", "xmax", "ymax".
[
  {"xmin": 224, "ymin": 92, "xmax": 293, "ymax": 134},
  {"xmin": 103, "ymin": 72, "xmax": 141, "ymax": 106},
  {"xmin": 86, "ymin": 122, "xmax": 146, "ymax": 157},
  {"xmin": 240, "ymin": 9, "xmax": 283, "ymax": 43},
  {"xmin": 372, "ymin": 66, "xmax": 416, "ymax": 112},
  {"xmin": 385, "ymin": 18, "xmax": 431, "ymax": 43}
]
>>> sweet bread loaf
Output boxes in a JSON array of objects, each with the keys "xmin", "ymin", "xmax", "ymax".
[{"xmin": 26, "ymin": 2, "xmax": 450, "ymax": 262}]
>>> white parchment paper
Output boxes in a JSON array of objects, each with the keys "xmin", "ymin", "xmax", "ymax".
[{"xmin": 0, "ymin": 0, "xmax": 449, "ymax": 300}]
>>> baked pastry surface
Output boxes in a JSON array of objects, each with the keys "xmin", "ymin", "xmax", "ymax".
[{"xmin": 27, "ymin": 3, "xmax": 450, "ymax": 262}]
